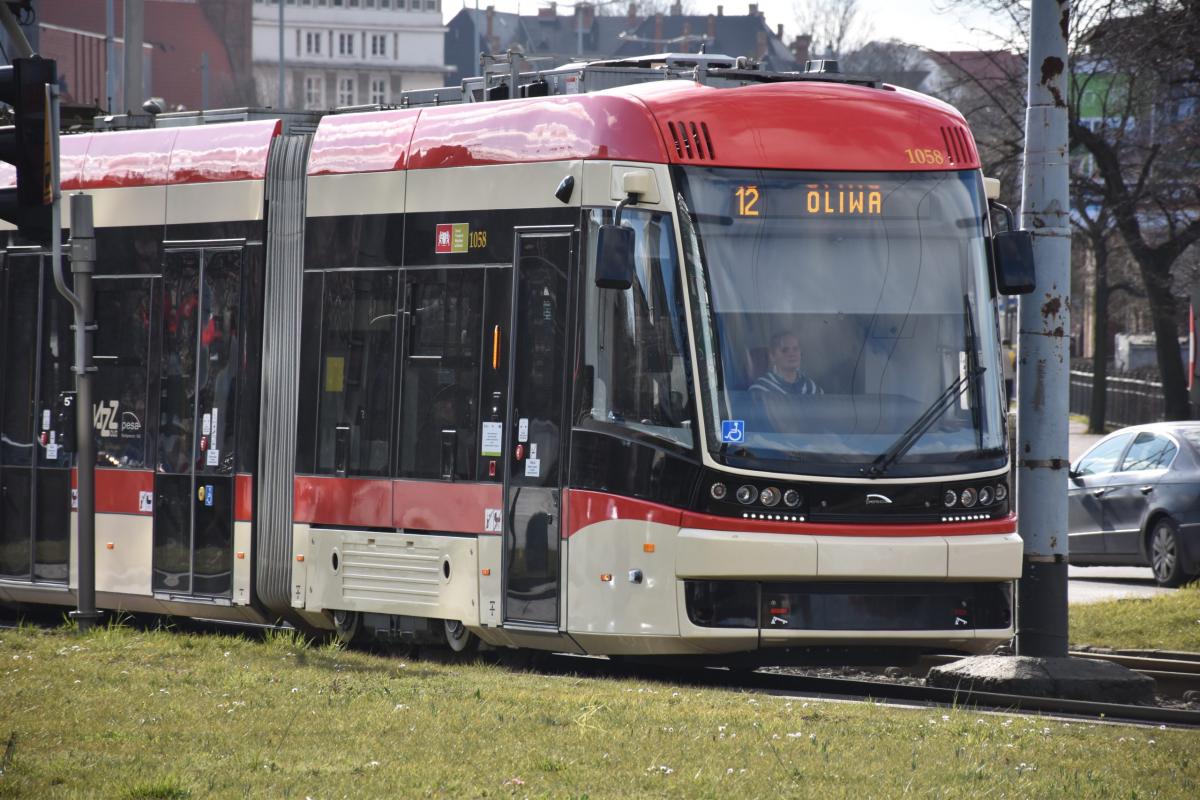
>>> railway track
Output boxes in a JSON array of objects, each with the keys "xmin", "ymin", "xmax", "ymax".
[{"xmin": 544, "ymin": 656, "xmax": 1200, "ymax": 729}]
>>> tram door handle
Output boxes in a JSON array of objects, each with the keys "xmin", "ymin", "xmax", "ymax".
[
  {"xmin": 334, "ymin": 425, "xmax": 350, "ymax": 476},
  {"xmin": 440, "ymin": 429, "xmax": 457, "ymax": 480}
]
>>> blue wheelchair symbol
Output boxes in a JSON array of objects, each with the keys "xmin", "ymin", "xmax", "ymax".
[
  {"xmin": 721, "ymin": 419, "xmax": 745, "ymax": 444},
  {"xmin": 205, "ymin": 485, "xmax": 214, "ymax": 507}
]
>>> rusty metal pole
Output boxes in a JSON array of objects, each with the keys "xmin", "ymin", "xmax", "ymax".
[{"xmin": 1016, "ymin": 0, "xmax": 1071, "ymax": 657}]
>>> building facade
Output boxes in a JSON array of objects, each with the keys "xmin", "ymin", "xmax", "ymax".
[{"xmin": 252, "ymin": 0, "xmax": 448, "ymax": 110}]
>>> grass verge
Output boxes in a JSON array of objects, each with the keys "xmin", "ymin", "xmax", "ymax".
[
  {"xmin": 1071, "ymin": 581, "xmax": 1200, "ymax": 652},
  {"xmin": 0, "ymin": 622, "xmax": 1198, "ymax": 799}
]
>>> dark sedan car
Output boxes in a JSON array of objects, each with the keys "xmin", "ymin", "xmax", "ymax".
[{"xmin": 1068, "ymin": 422, "xmax": 1200, "ymax": 586}]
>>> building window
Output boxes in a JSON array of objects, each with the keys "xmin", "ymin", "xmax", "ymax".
[
  {"xmin": 338, "ymin": 75, "xmax": 356, "ymax": 106},
  {"xmin": 338, "ymin": 32, "xmax": 354, "ymax": 56},
  {"xmin": 304, "ymin": 75, "xmax": 324, "ymax": 109},
  {"xmin": 425, "ymin": 0, "xmax": 438, "ymax": 10},
  {"xmin": 305, "ymin": 31, "xmax": 322, "ymax": 55},
  {"xmin": 370, "ymin": 34, "xmax": 387, "ymax": 57},
  {"xmin": 370, "ymin": 77, "xmax": 388, "ymax": 104}
]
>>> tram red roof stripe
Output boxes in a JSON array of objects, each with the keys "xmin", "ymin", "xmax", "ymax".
[
  {"xmin": 305, "ymin": 109, "xmax": 419, "ymax": 175},
  {"xmin": 0, "ymin": 120, "xmax": 280, "ymax": 192},
  {"xmin": 566, "ymin": 489, "xmax": 1016, "ymax": 538}
]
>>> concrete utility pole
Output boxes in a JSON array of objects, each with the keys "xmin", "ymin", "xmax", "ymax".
[
  {"xmin": 278, "ymin": 0, "xmax": 285, "ymax": 109},
  {"xmin": 123, "ymin": 0, "xmax": 144, "ymax": 112},
  {"xmin": 1016, "ymin": 0, "xmax": 1071, "ymax": 657},
  {"xmin": 46, "ymin": 84, "xmax": 100, "ymax": 632},
  {"xmin": 106, "ymin": 0, "xmax": 115, "ymax": 111}
]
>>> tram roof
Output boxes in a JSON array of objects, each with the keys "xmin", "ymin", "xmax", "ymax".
[
  {"xmin": 0, "ymin": 74, "xmax": 979, "ymax": 193},
  {"xmin": 307, "ymin": 79, "xmax": 981, "ymax": 176}
]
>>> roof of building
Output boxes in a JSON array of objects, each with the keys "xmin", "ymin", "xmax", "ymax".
[{"xmin": 615, "ymin": 14, "xmax": 797, "ymax": 70}]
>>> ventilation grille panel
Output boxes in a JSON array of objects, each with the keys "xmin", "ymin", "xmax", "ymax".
[
  {"xmin": 940, "ymin": 125, "xmax": 977, "ymax": 166},
  {"xmin": 667, "ymin": 120, "xmax": 716, "ymax": 160}
]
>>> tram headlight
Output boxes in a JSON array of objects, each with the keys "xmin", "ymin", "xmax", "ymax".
[
  {"xmin": 760, "ymin": 487, "xmax": 781, "ymax": 507},
  {"xmin": 978, "ymin": 486, "xmax": 993, "ymax": 506},
  {"xmin": 710, "ymin": 482, "xmax": 728, "ymax": 501},
  {"xmin": 994, "ymin": 482, "xmax": 1008, "ymax": 502},
  {"xmin": 783, "ymin": 489, "xmax": 802, "ymax": 508},
  {"xmin": 960, "ymin": 487, "xmax": 978, "ymax": 508},
  {"xmin": 943, "ymin": 489, "xmax": 958, "ymax": 508},
  {"xmin": 736, "ymin": 485, "xmax": 757, "ymax": 505}
]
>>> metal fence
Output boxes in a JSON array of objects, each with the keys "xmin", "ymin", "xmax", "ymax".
[{"xmin": 1068, "ymin": 370, "xmax": 1165, "ymax": 428}]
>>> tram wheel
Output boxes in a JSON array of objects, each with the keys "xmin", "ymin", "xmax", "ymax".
[
  {"xmin": 443, "ymin": 619, "xmax": 479, "ymax": 655},
  {"xmin": 332, "ymin": 609, "xmax": 361, "ymax": 644}
]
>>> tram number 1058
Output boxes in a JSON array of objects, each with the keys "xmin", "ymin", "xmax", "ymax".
[{"xmin": 904, "ymin": 148, "xmax": 945, "ymax": 165}]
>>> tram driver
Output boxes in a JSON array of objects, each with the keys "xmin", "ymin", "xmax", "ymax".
[{"xmin": 749, "ymin": 331, "xmax": 823, "ymax": 398}]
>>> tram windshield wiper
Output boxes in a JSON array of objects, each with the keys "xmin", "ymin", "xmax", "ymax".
[{"xmin": 864, "ymin": 365, "xmax": 985, "ymax": 478}]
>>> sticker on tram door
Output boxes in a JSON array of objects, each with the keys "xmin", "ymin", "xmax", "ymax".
[
  {"xmin": 139, "ymin": 491, "xmax": 154, "ymax": 513},
  {"xmin": 484, "ymin": 508, "xmax": 502, "ymax": 533}
]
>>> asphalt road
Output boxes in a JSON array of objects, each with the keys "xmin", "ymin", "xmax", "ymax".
[{"xmin": 1068, "ymin": 566, "xmax": 1174, "ymax": 605}]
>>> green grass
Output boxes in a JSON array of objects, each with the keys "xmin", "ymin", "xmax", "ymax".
[
  {"xmin": 0, "ymin": 623, "xmax": 1197, "ymax": 799},
  {"xmin": 1071, "ymin": 581, "xmax": 1200, "ymax": 652}
]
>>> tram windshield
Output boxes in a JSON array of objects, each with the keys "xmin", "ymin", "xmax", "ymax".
[{"xmin": 675, "ymin": 167, "xmax": 1006, "ymax": 478}]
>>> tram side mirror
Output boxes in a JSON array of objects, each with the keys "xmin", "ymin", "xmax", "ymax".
[
  {"xmin": 994, "ymin": 230, "xmax": 1036, "ymax": 295},
  {"xmin": 989, "ymin": 197, "xmax": 1036, "ymax": 295},
  {"xmin": 595, "ymin": 224, "xmax": 635, "ymax": 290}
]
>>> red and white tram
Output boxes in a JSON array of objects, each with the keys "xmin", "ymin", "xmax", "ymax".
[{"xmin": 0, "ymin": 56, "xmax": 1029, "ymax": 662}]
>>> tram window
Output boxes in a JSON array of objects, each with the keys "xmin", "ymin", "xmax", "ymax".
[
  {"xmin": 294, "ymin": 272, "xmax": 325, "ymax": 474},
  {"xmin": 93, "ymin": 279, "xmax": 152, "ymax": 468},
  {"xmin": 578, "ymin": 209, "xmax": 694, "ymax": 449},
  {"xmin": 36, "ymin": 267, "xmax": 76, "ymax": 469},
  {"xmin": 1, "ymin": 259, "xmax": 38, "ymax": 467},
  {"xmin": 315, "ymin": 270, "xmax": 398, "ymax": 477},
  {"xmin": 398, "ymin": 269, "xmax": 483, "ymax": 480}
]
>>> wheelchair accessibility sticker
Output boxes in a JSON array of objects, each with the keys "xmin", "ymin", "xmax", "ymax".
[{"xmin": 721, "ymin": 419, "xmax": 745, "ymax": 444}]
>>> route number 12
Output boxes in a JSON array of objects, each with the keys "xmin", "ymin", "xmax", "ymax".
[{"xmin": 736, "ymin": 185, "xmax": 760, "ymax": 217}]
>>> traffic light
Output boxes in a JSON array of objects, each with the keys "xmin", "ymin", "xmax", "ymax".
[{"xmin": 0, "ymin": 56, "xmax": 56, "ymax": 242}]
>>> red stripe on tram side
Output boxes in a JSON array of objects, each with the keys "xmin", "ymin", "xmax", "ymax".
[
  {"xmin": 678, "ymin": 509, "xmax": 1019, "ymax": 538},
  {"xmin": 564, "ymin": 489, "xmax": 1017, "ymax": 539},
  {"xmin": 565, "ymin": 490, "xmax": 684, "ymax": 538},
  {"xmin": 392, "ymin": 480, "xmax": 504, "ymax": 535},
  {"xmin": 292, "ymin": 476, "xmax": 394, "ymax": 529},
  {"xmin": 235, "ymin": 474, "xmax": 254, "ymax": 522},
  {"xmin": 71, "ymin": 468, "xmax": 155, "ymax": 516}
]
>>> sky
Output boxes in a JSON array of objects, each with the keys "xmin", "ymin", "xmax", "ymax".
[{"xmin": 444, "ymin": 1, "xmax": 1011, "ymax": 53}]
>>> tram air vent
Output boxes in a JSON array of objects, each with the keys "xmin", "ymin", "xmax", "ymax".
[
  {"xmin": 667, "ymin": 120, "xmax": 716, "ymax": 160},
  {"xmin": 940, "ymin": 125, "xmax": 977, "ymax": 166}
]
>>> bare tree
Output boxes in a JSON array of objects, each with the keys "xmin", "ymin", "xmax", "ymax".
[
  {"xmin": 792, "ymin": 0, "xmax": 872, "ymax": 59},
  {"xmin": 951, "ymin": 0, "xmax": 1200, "ymax": 421}
]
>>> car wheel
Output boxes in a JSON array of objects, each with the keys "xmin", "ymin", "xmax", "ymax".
[{"xmin": 1148, "ymin": 518, "xmax": 1187, "ymax": 588}]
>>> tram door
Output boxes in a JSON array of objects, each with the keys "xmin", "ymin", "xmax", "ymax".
[
  {"xmin": 0, "ymin": 253, "xmax": 72, "ymax": 585},
  {"xmin": 153, "ymin": 248, "xmax": 241, "ymax": 599},
  {"xmin": 503, "ymin": 230, "xmax": 572, "ymax": 626}
]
